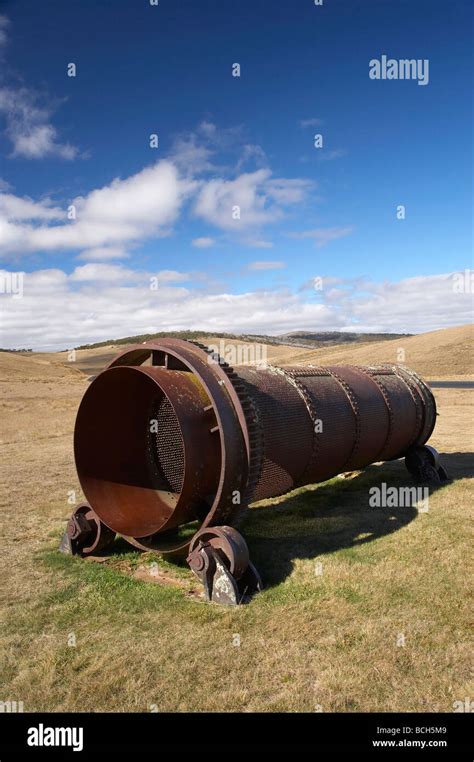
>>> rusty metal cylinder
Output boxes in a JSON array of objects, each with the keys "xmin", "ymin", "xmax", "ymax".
[
  {"xmin": 73, "ymin": 340, "xmax": 437, "ymax": 553},
  {"xmin": 74, "ymin": 364, "xmax": 221, "ymax": 538},
  {"xmin": 236, "ymin": 364, "xmax": 436, "ymax": 502}
]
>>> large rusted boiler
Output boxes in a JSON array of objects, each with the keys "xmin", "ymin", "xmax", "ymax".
[{"xmin": 61, "ymin": 338, "xmax": 447, "ymax": 604}]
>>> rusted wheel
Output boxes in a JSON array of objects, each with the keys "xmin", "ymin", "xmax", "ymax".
[
  {"xmin": 405, "ymin": 445, "xmax": 448, "ymax": 484},
  {"xmin": 67, "ymin": 504, "xmax": 116, "ymax": 556},
  {"xmin": 189, "ymin": 525, "xmax": 250, "ymax": 580}
]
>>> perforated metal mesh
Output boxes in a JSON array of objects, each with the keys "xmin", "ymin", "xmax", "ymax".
[
  {"xmin": 233, "ymin": 363, "xmax": 436, "ymax": 497},
  {"xmin": 237, "ymin": 366, "xmax": 314, "ymax": 500},
  {"xmin": 149, "ymin": 395, "xmax": 184, "ymax": 493}
]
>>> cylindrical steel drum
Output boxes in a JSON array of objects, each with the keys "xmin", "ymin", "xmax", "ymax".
[
  {"xmin": 73, "ymin": 339, "xmax": 436, "ymax": 554},
  {"xmin": 236, "ymin": 364, "xmax": 436, "ymax": 501}
]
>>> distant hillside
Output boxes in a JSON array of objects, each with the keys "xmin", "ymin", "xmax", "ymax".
[
  {"xmin": 75, "ymin": 329, "xmax": 408, "ymax": 351},
  {"xmin": 276, "ymin": 331, "xmax": 411, "ymax": 348},
  {"xmin": 0, "ymin": 350, "xmax": 80, "ymax": 382},
  {"xmin": 1, "ymin": 324, "xmax": 472, "ymax": 379},
  {"xmin": 75, "ymin": 330, "xmax": 243, "ymax": 350},
  {"xmin": 272, "ymin": 324, "xmax": 473, "ymax": 378}
]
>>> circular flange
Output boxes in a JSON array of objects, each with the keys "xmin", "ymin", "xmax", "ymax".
[
  {"xmin": 101, "ymin": 339, "xmax": 252, "ymax": 554},
  {"xmin": 189, "ymin": 525, "xmax": 250, "ymax": 580},
  {"xmin": 68, "ymin": 503, "xmax": 116, "ymax": 556},
  {"xmin": 189, "ymin": 340, "xmax": 264, "ymax": 522}
]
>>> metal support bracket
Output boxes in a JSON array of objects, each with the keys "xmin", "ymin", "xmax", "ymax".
[
  {"xmin": 405, "ymin": 445, "xmax": 449, "ymax": 484},
  {"xmin": 59, "ymin": 504, "xmax": 116, "ymax": 557},
  {"xmin": 187, "ymin": 526, "xmax": 262, "ymax": 605}
]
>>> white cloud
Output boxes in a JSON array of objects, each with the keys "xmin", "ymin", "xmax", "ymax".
[
  {"xmin": 172, "ymin": 123, "xmax": 269, "ymax": 180},
  {"xmin": 0, "ymin": 157, "xmax": 312, "ymax": 259},
  {"xmin": 192, "ymin": 237, "xmax": 215, "ymax": 248},
  {"xmin": 265, "ymin": 177, "xmax": 311, "ymax": 204},
  {"xmin": 69, "ymin": 264, "xmax": 193, "ymax": 285},
  {"xmin": 346, "ymin": 274, "xmax": 473, "ymax": 332},
  {"xmin": 169, "ymin": 134, "xmax": 215, "ymax": 174},
  {"xmin": 244, "ymin": 239, "xmax": 274, "ymax": 249},
  {"xmin": 0, "ymin": 160, "xmax": 195, "ymax": 256},
  {"xmin": 0, "ymin": 114, "xmax": 316, "ymax": 258},
  {"xmin": 77, "ymin": 246, "xmax": 130, "ymax": 261},
  {"xmin": 288, "ymin": 226, "xmax": 353, "ymax": 247},
  {"xmin": 248, "ymin": 260, "xmax": 285, "ymax": 271},
  {"xmin": 194, "ymin": 169, "xmax": 312, "ymax": 232},
  {"xmin": 198, "ymin": 121, "xmax": 217, "ymax": 138},
  {"xmin": 300, "ymin": 118, "xmax": 323, "ymax": 128},
  {"xmin": 0, "ymin": 87, "xmax": 79, "ymax": 160},
  {"xmin": 14, "ymin": 124, "xmax": 77, "ymax": 160},
  {"xmin": 0, "ymin": 193, "xmax": 64, "ymax": 221},
  {"xmin": 153, "ymin": 270, "xmax": 193, "ymax": 283},
  {"xmin": 0, "ymin": 18, "xmax": 79, "ymax": 159},
  {"xmin": 70, "ymin": 263, "xmax": 140, "ymax": 283},
  {"xmin": 0, "ymin": 269, "xmax": 469, "ymax": 351},
  {"xmin": 235, "ymin": 143, "xmax": 267, "ymax": 171}
]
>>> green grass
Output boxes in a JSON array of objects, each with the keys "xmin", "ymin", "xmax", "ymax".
[{"xmin": 1, "ymin": 457, "xmax": 472, "ymax": 713}]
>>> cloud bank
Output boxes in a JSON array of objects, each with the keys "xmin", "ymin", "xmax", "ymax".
[{"xmin": 0, "ymin": 269, "xmax": 470, "ymax": 350}]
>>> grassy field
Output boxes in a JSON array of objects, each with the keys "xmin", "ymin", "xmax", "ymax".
[
  {"xmin": 0, "ymin": 327, "xmax": 472, "ymax": 712},
  {"xmin": 36, "ymin": 323, "xmax": 473, "ymax": 378}
]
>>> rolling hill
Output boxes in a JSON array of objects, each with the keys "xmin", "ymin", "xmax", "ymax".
[{"xmin": 0, "ymin": 324, "xmax": 472, "ymax": 380}]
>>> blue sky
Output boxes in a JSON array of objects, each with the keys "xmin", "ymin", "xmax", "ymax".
[{"xmin": 0, "ymin": 0, "xmax": 472, "ymax": 349}]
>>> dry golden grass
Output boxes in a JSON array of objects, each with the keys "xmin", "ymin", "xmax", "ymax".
[
  {"xmin": 199, "ymin": 323, "xmax": 473, "ymax": 378},
  {"xmin": 0, "ymin": 327, "xmax": 472, "ymax": 712},
  {"xmin": 37, "ymin": 322, "xmax": 473, "ymax": 379}
]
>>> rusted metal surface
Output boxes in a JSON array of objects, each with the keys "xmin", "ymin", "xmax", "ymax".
[
  {"xmin": 75, "ymin": 365, "xmax": 221, "ymax": 538},
  {"xmin": 59, "ymin": 503, "xmax": 116, "ymax": 556},
  {"xmin": 235, "ymin": 366, "xmax": 313, "ymax": 500},
  {"xmin": 100, "ymin": 340, "xmax": 251, "ymax": 552},
  {"xmin": 64, "ymin": 338, "xmax": 444, "ymax": 603},
  {"xmin": 187, "ymin": 526, "xmax": 262, "ymax": 605},
  {"xmin": 235, "ymin": 363, "xmax": 437, "ymax": 500}
]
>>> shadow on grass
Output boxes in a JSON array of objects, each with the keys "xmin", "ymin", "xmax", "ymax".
[
  {"xmin": 57, "ymin": 452, "xmax": 472, "ymax": 598},
  {"xmin": 241, "ymin": 452, "xmax": 473, "ymax": 589}
]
